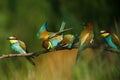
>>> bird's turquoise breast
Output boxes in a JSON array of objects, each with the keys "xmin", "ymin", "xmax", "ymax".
[
  {"xmin": 10, "ymin": 42, "xmax": 26, "ymax": 54},
  {"xmin": 50, "ymin": 37, "xmax": 61, "ymax": 48}
]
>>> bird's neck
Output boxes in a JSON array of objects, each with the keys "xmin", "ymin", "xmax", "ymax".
[{"xmin": 105, "ymin": 35, "xmax": 111, "ymax": 39}]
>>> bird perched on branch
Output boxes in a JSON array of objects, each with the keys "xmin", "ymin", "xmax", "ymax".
[
  {"xmin": 39, "ymin": 21, "xmax": 72, "ymax": 50},
  {"xmin": 100, "ymin": 30, "xmax": 120, "ymax": 50},
  {"xmin": 58, "ymin": 34, "xmax": 79, "ymax": 49},
  {"xmin": 7, "ymin": 36, "xmax": 35, "ymax": 65},
  {"xmin": 37, "ymin": 21, "xmax": 73, "ymax": 51},
  {"xmin": 42, "ymin": 35, "xmax": 63, "ymax": 50},
  {"xmin": 76, "ymin": 22, "xmax": 94, "ymax": 62},
  {"xmin": 36, "ymin": 21, "xmax": 66, "ymax": 40}
]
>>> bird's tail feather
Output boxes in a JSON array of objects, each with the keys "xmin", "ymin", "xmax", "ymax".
[
  {"xmin": 76, "ymin": 45, "xmax": 85, "ymax": 63},
  {"xmin": 26, "ymin": 57, "xmax": 35, "ymax": 66},
  {"xmin": 59, "ymin": 21, "xmax": 66, "ymax": 32},
  {"xmin": 76, "ymin": 51, "xmax": 80, "ymax": 63}
]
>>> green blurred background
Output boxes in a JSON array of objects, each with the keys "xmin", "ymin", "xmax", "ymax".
[
  {"xmin": 0, "ymin": 0, "xmax": 120, "ymax": 53},
  {"xmin": 0, "ymin": 0, "xmax": 120, "ymax": 80}
]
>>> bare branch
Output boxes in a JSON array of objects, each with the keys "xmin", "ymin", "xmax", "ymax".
[
  {"xmin": 50, "ymin": 28, "xmax": 72, "ymax": 38},
  {"xmin": 105, "ymin": 48, "xmax": 120, "ymax": 54},
  {"xmin": 0, "ymin": 53, "xmax": 33, "ymax": 59},
  {"xmin": 0, "ymin": 49, "xmax": 49, "ymax": 59},
  {"xmin": 56, "ymin": 28, "xmax": 72, "ymax": 35}
]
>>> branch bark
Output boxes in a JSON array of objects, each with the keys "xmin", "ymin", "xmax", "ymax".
[
  {"xmin": 0, "ymin": 53, "xmax": 33, "ymax": 59},
  {"xmin": 105, "ymin": 48, "xmax": 120, "ymax": 54},
  {"xmin": 0, "ymin": 49, "xmax": 49, "ymax": 59},
  {"xmin": 50, "ymin": 28, "xmax": 72, "ymax": 38}
]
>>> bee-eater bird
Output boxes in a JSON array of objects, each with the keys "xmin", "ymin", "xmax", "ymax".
[
  {"xmin": 58, "ymin": 34, "xmax": 76, "ymax": 49},
  {"xmin": 100, "ymin": 30, "xmax": 120, "ymax": 50},
  {"xmin": 76, "ymin": 22, "xmax": 94, "ymax": 62},
  {"xmin": 36, "ymin": 21, "xmax": 66, "ymax": 40},
  {"xmin": 42, "ymin": 35, "xmax": 63, "ymax": 50},
  {"xmin": 7, "ymin": 36, "xmax": 35, "ymax": 65}
]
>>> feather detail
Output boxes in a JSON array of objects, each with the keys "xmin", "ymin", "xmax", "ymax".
[
  {"xmin": 76, "ymin": 22, "xmax": 94, "ymax": 63},
  {"xmin": 79, "ymin": 22, "xmax": 93, "ymax": 46},
  {"xmin": 59, "ymin": 21, "xmax": 66, "ymax": 32},
  {"xmin": 110, "ymin": 32, "xmax": 120, "ymax": 46},
  {"xmin": 19, "ymin": 40, "xmax": 27, "ymax": 51}
]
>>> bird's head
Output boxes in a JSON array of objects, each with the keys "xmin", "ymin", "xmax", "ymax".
[
  {"xmin": 100, "ymin": 30, "xmax": 110, "ymax": 38},
  {"xmin": 42, "ymin": 40, "xmax": 53, "ymax": 50},
  {"xmin": 87, "ymin": 22, "xmax": 93, "ymax": 29},
  {"xmin": 7, "ymin": 36, "xmax": 19, "ymax": 44}
]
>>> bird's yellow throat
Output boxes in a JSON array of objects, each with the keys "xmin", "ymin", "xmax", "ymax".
[
  {"xmin": 101, "ymin": 33, "xmax": 109, "ymax": 37},
  {"xmin": 9, "ymin": 40, "xmax": 18, "ymax": 44}
]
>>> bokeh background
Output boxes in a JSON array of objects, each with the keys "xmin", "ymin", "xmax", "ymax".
[
  {"xmin": 0, "ymin": 0, "xmax": 120, "ymax": 52},
  {"xmin": 0, "ymin": 0, "xmax": 120, "ymax": 80}
]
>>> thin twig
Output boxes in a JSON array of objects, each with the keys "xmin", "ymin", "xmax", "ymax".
[
  {"xmin": 0, "ymin": 53, "xmax": 33, "ymax": 59},
  {"xmin": 50, "ymin": 28, "xmax": 72, "ymax": 38},
  {"xmin": 105, "ymin": 48, "xmax": 120, "ymax": 54},
  {"xmin": 56, "ymin": 28, "xmax": 72, "ymax": 35},
  {"xmin": 32, "ymin": 49, "xmax": 49, "ymax": 57},
  {"xmin": 0, "ymin": 49, "xmax": 49, "ymax": 59}
]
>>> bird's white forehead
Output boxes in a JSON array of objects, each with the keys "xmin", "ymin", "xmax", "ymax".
[
  {"xmin": 9, "ymin": 36, "xmax": 16, "ymax": 39},
  {"xmin": 100, "ymin": 30, "xmax": 106, "ymax": 33}
]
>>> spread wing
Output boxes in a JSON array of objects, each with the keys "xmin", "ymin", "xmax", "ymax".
[{"xmin": 37, "ymin": 21, "xmax": 48, "ymax": 39}]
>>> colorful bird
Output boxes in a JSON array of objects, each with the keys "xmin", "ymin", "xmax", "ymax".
[
  {"xmin": 58, "ymin": 34, "xmax": 76, "ymax": 49},
  {"xmin": 76, "ymin": 22, "xmax": 94, "ymax": 62},
  {"xmin": 36, "ymin": 21, "xmax": 66, "ymax": 40},
  {"xmin": 38, "ymin": 21, "xmax": 67, "ymax": 50},
  {"xmin": 100, "ymin": 30, "xmax": 120, "ymax": 50},
  {"xmin": 42, "ymin": 35, "xmax": 63, "ymax": 50},
  {"xmin": 38, "ymin": 21, "xmax": 73, "ymax": 50},
  {"xmin": 7, "ymin": 36, "xmax": 35, "ymax": 65}
]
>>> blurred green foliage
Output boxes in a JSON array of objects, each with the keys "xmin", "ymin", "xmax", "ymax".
[
  {"xmin": 0, "ymin": 0, "xmax": 120, "ymax": 80},
  {"xmin": 0, "ymin": 0, "xmax": 120, "ymax": 53}
]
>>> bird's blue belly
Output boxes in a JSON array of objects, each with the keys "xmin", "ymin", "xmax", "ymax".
[{"xmin": 11, "ymin": 43, "xmax": 26, "ymax": 54}]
